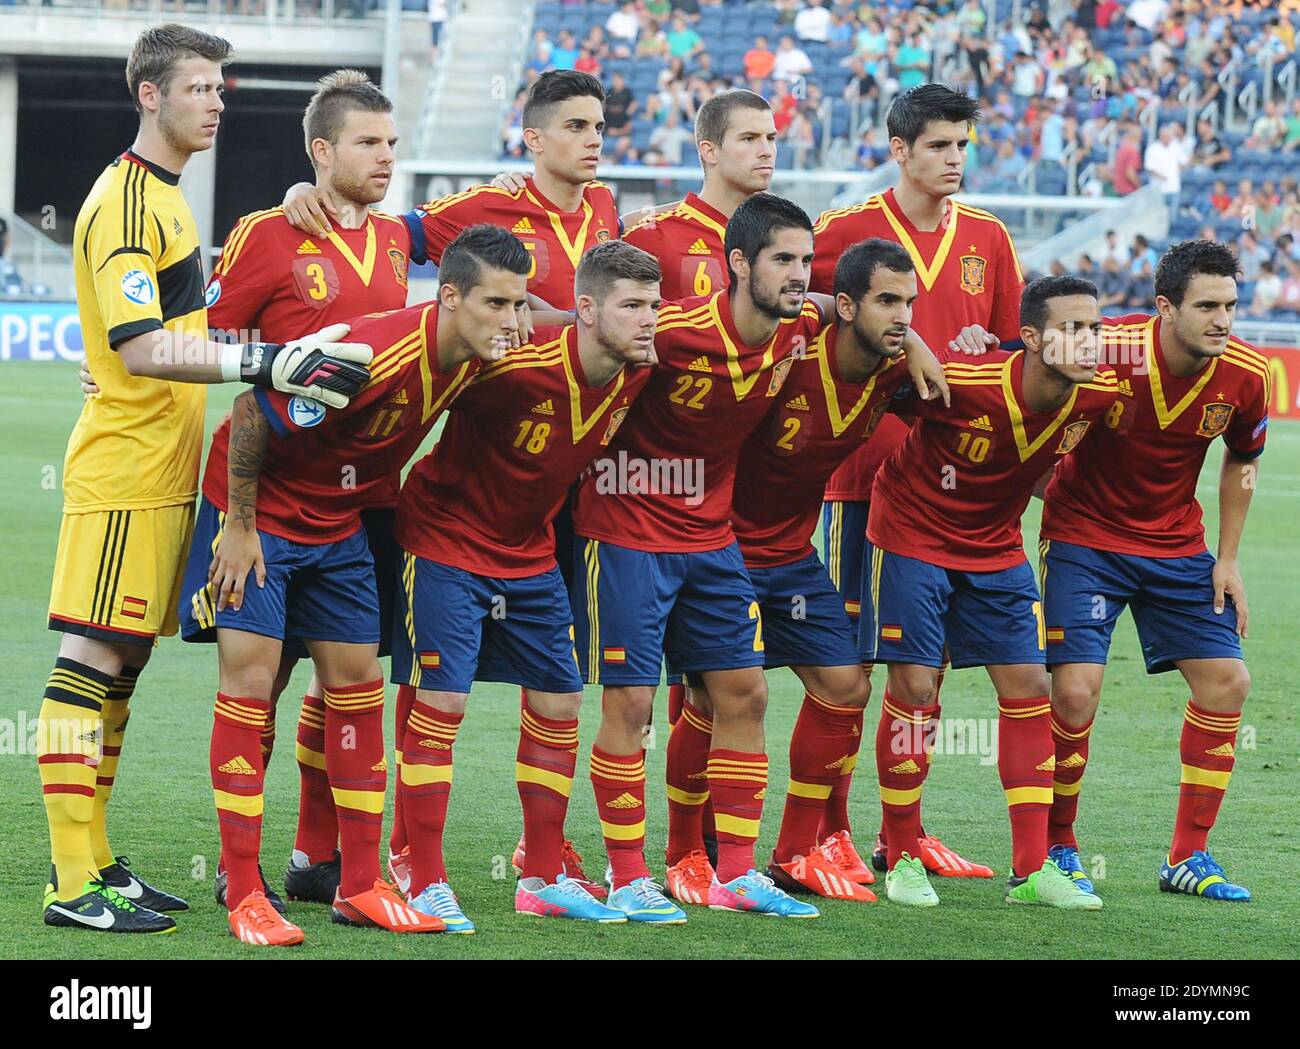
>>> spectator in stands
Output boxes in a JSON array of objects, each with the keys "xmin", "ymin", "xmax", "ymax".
[
  {"xmin": 551, "ymin": 30, "xmax": 579, "ymax": 70},
  {"xmin": 606, "ymin": 1, "xmax": 639, "ymax": 55},
  {"xmin": 828, "ymin": 9, "xmax": 855, "ymax": 49},
  {"xmin": 956, "ymin": 0, "xmax": 987, "ymax": 37},
  {"xmin": 895, "ymin": 30, "xmax": 931, "ymax": 91},
  {"xmin": 1226, "ymin": 178, "xmax": 1256, "ymax": 225},
  {"xmin": 1112, "ymin": 127, "xmax": 1143, "ymax": 195},
  {"xmin": 673, "ymin": 0, "xmax": 703, "ymax": 19},
  {"xmin": 1278, "ymin": 257, "xmax": 1300, "ymax": 312},
  {"xmin": 527, "ymin": 31, "xmax": 553, "ymax": 75},
  {"xmin": 604, "ymin": 71, "xmax": 636, "ymax": 151},
  {"xmin": 645, "ymin": 0, "xmax": 671, "ymax": 20},
  {"xmin": 1082, "ymin": 43, "xmax": 1118, "ymax": 89},
  {"xmin": 1126, "ymin": 257, "xmax": 1156, "ymax": 309},
  {"xmin": 1191, "ymin": 118, "xmax": 1231, "ymax": 173},
  {"xmin": 666, "ymin": 13, "xmax": 704, "ymax": 61},
  {"xmin": 1281, "ymin": 98, "xmax": 1300, "ymax": 155},
  {"xmin": 1237, "ymin": 230, "xmax": 1270, "ymax": 282},
  {"xmin": 744, "ymin": 35, "xmax": 776, "ymax": 81},
  {"xmin": 1246, "ymin": 260, "xmax": 1282, "ymax": 317},
  {"xmin": 1098, "ymin": 255, "xmax": 1129, "ymax": 309},
  {"xmin": 1127, "ymin": 0, "xmax": 1170, "ymax": 34},
  {"xmin": 1130, "ymin": 233, "xmax": 1159, "ymax": 276},
  {"xmin": 1144, "ymin": 122, "xmax": 1187, "ymax": 214},
  {"xmin": 786, "ymin": 105, "xmax": 819, "ymax": 170},
  {"xmin": 855, "ymin": 126, "xmax": 886, "ymax": 170},
  {"xmin": 774, "ymin": 0, "xmax": 800, "ymax": 28},
  {"xmin": 690, "ymin": 50, "xmax": 716, "ymax": 80},
  {"xmin": 582, "ymin": 25, "xmax": 610, "ymax": 61},
  {"xmin": 575, "ymin": 47, "xmax": 602, "ymax": 77},
  {"xmin": 648, "ymin": 107, "xmax": 694, "ymax": 166},
  {"xmin": 988, "ymin": 138, "xmax": 1028, "ymax": 183},
  {"xmin": 1040, "ymin": 100, "xmax": 1066, "ymax": 163},
  {"xmin": 854, "ymin": 15, "xmax": 888, "ymax": 68},
  {"xmin": 1209, "ymin": 179, "xmax": 1232, "ymax": 215},
  {"xmin": 1247, "ymin": 99, "xmax": 1288, "ymax": 151},
  {"xmin": 428, "ymin": 0, "xmax": 448, "ymax": 62},
  {"xmin": 501, "ymin": 88, "xmax": 527, "ymax": 158},
  {"xmin": 1011, "ymin": 52, "xmax": 1044, "ymax": 97},
  {"xmin": 794, "ymin": 0, "xmax": 832, "ymax": 43},
  {"xmin": 1080, "ymin": 162, "xmax": 1117, "ymax": 197},
  {"xmin": 1049, "ymin": 260, "xmax": 1068, "ymax": 277},
  {"xmin": 1099, "ymin": 228, "xmax": 1131, "ymax": 268},
  {"xmin": 636, "ymin": 19, "xmax": 669, "ymax": 59},
  {"xmin": 771, "ymin": 78, "xmax": 799, "ymax": 135},
  {"xmin": 1077, "ymin": 253, "xmax": 1098, "ymax": 281},
  {"xmin": 772, "ymin": 34, "xmax": 813, "ymax": 82},
  {"xmin": 1254, "ymin": 189, "xmax": 1283, "ymax": 240},
  {"xmin": 1096, "ymin": 0, "xmax": 1123, "ymax": 29}
]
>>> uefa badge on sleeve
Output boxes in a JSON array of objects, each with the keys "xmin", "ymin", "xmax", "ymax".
[
  {"xmin": 121, "ymin": 269, "xmax": 156, "ymax": 306},
  {"xmin": 288, "ymin": 396, "xmax": 327, "ymax": 428}
]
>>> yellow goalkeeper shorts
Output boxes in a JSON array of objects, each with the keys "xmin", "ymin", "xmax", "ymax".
[{"xmin": 48, "ymin": 502, "xmax": 196, "ymax": 646}]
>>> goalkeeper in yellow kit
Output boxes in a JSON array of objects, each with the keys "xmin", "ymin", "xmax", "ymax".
[{"xmin": 39, "ymin": 24, "xmax": 372, "ymax": 935}]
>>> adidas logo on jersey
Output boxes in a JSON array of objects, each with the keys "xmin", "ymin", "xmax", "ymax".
[
  {"xmin": 371, "ymin": 759, "xmax": 388, "ymax": 772},
  {"xmin": 1059, "ymin": 752, "xmax": 1087, "ymax": 769},
  {"xmin": 605, "ymin": 792, "xmax": 641, "ymax": 810},
  {"xmin": 753, "ymin": 788, "xmax": 766, "ymax": 801},
  {"xmin": 785, "ymin": 394, "xmax": 811, "ymax": 411},
  {"xmin": 687, "ymin": 238, "xmax": 711, "ymax": 255},
  {"xmin": 1117, "ymin": 378, "xmax": 1134, "ymax": 397},
  {"xmin": 391, "ymin": 389, "xmax": 409, "ymax": 405},
  {"xmin": 173, "ymin": 217, "xmax": 183, "ymax": 236},
  {"xmin": 968, "ymin": 415, "xmax": 994, "ymax": 431},
  {"xmin": 218, "ymin": 755, "xmax": 257, "ymax": 775},
  {"xmin": 1205, "ymin": 742, "xmax": 1235, "ymax": 757},
  {"xmin": 1035, "ymin": 755, "xmax": 1057, "ymax": 772},
  {"xmin": 512, "ymin": 217, "xmax": 536, "ymax": 234},
  {"xmin": 688, "ymin": 355, "xmax": 711, "ymax": 372},
  {"xmin": 296, "ymin": 240, "xmax": 322, "ymax": 255},
  {"xmin": 531, "ymin": 399, "xmax": 555, "ymax": 415},
  {"xmin": 888, "ymin": 759, "xmax": 922, "ymax": 775}
]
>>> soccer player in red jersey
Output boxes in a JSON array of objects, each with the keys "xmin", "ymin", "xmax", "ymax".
[
  {"xmin": 1040, "ymin": 242, "xmax": 1269, "ymax": 902},
  {"xmin": 723, "ymin": 239, "xmax": 921, "ymax": 904},
  {"xmin": 570, "ymin": 192, "xmax": 947, "ymax": 919},
  {"xmin": 284, "ymin": 70, "xmax": 618, "ymax": 312},
  {"xmin": 622, "ymin": 90, "xmax": 776, "ymax": 300},
  {"xmin": 202, "ymin": 70, "xmax": 414, "ymax": 911},
  {"xmin": 812, "ymin": 85, "xmax": 1024, "ymax": 879},
  {"xmin": 180, "ymin": 227, "xmax": 530, "ymax": 945},
  {"xmin": 862, "ymin": 275, "xmax": 1115, "ymax": 910},
  {"xmin": 391, "ymin": 242, "xmax": 663, "ymax": 929}
]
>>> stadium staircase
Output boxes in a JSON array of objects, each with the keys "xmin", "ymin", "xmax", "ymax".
[{"xmin": 415, "ymin": 0, "xmax": 535, "ymax": 161}]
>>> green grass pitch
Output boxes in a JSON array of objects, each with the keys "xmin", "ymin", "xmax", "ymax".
[{"xmin": 2, "ymin": 362, "xmax": 1296, "ymax": 959}]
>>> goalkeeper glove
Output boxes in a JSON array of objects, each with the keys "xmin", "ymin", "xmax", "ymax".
[{"xmin": 226, "ymin": 322, "xmax": 373, "ymax": 409}]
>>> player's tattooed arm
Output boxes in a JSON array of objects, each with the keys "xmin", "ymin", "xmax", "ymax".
[
  {"xmin": 1213, "ymin": 448, "xmax": 1259, "ymax": 637},
  {"xmin": 210, "ymin": 390, "xmax": 270, "ymax": 612},
  {"xmin": 282, "ymin": 182, "xmax": 340, "ymax": 237}
]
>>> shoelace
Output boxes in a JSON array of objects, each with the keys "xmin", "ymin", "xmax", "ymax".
[
  {"xmin": 90, "ymin": 878, "xmax": 137, "ymax": 912},
  {"xmin": 630, "ymin": 878, "xmax": 671, "ymax": 903},
  {"xmin": 554, "ymin": 876, "xmax": 597, "ymax": 901},
  {"xmin": 824, "ymin": 836, "xmax": 853, "ymax": 867},
  {"xmin": 1194, "ymin": 851, "xmax": 1225, "ymax": 877},
  {"xmin": 417, "ymin": 885, "xmax": 463, "ymax": 918},
  {"xmin": 740, "ymin": 871, "xmax": 778, "ymax": 892},
  {"xmin": 241, "ymin": 895, "xmax": 285, "ymax": 931}
]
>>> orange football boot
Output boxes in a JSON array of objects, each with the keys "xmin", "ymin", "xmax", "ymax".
[
  {"xmin": 817, "ymin": 830, "xmax": 876, "ymax": 885},
  {"xmin": 769, "ymin": 851, "xmax": 877, "ymax": 902},
  {"xmin": 228, "ymin": 889, "xmax": 305, "ymax": 947},
  {"xmin": 665, "ymin": 849, "xmax": 715, "ymax": 906},
  {"xmin": 331, "ymin": 880, "xmax": 445, "ymax": 932}
]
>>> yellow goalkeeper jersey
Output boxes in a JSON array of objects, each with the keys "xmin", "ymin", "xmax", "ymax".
[{"xmin": 64, "ymin": 150, "xmax": 209, "ymax": 513}]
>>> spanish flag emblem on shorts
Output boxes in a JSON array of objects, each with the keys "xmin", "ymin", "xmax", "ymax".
[
  {"xmin": 120, "ymin": 596, "xmax": 149, "ymax": 621},
  {"xmin": 419, "ymin": 651, "xmax": 441, "ymax": 669},
  {"xmin": 881, "ymin": 625, "xmax": 903, "ymax": 642},
  {"xmin": 603, "ymin": 647, "xmax": 627, "ymax": 664},
  {"xmin": 1046, "ymin": 628, "xmax": 1065, "ymax": 643}
]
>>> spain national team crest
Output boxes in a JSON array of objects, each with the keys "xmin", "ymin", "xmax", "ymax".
[
  {"xmin": 864, "ymin": 400, "xmax": 890, "ymax": 438},
  {"xmin": 766, "ymin": 357, "xmax": 794, "ymax": 397},
  {"xmin": 1055, "ymin": 419, "xmax": 1091, "ymax": 454},
  {"xmin": 1197, "ymin": 402, "xmax": 1234, "ymax": 438},
  {"xmin": 600, "ymin": 405, "xmax": 629, "ymax": 446},
  {"xmin": 960, "ymin": 254, "xmax": 987, "ymax": 295},
  {"xmin": 595, "ymin": 227, "xmax": 612, "ymax": 242},
  {"xmin": 388, "ymin": 247, "xmax": 408, "ymax": 288}
]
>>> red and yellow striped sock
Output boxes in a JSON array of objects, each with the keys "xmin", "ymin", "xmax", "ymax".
[
  {"xmin": 998, "ymin": 694, "xmax": 1054, "ymax": 878},
  {"xmin": 259, "ymin": 718, "xmax": 276, "ymax": 767},
  {"xmin": 324, "ymin": 679, "xmax": 386, "ymax": 898},
  {"xmin": 1170, "ymin": 700, "xmax": 1241, "ymax": 862},
  {"xmin": 708, "ymin": 749, "xmax": 768, "ymax": 882},
  {"xmin": 877, "ymin": 690, "xmax": 935, "ymax": 867},
  {"xmin": 777, "ymin": 691, "xmax": 861, "ymax": 862},
  {"xmin": 816, "ymin": 702, "xmax": 864, "ymax": 841},
  {"xmin": 399, "ymin": 698, "xmax": 460, "ymax": 894},
  {"xmin": 667, "ymin": 682, "xmax": 686, "ymax": 726},
  {"xmin": 211, "ymin": 692, "xmax": 270, "ymax": 910},
  {"xmin": 591, "ymin": 746, "xmax": 649, "ymax": 889},
  {"xmin": 878, "ymin": 694, "xmax": 940, "ymax": 850},
  {"xmin": 293, "ymin": 692, "xmax": 338, "ymax": 864},
  {"xmin": 665, "ymin": 699, "xmax": 711, "ymax": 865},
  {"xmin": 89, "ymin": 663, "xmax": 139, "ymax": 870},
  {"xmin": 39, "ymin": 658, "xmax": 112, "ymax": 899},
  {"xmin": 1048, "ymin": 711, "xmax": 1093, "ymax": 849},
  {"xmin": 389, "ymin": 683, "xmax": 416, "ymax": 857},
  {"xmin": 517, "ymin": 707, "xmax": 579, "ymax": 882}
]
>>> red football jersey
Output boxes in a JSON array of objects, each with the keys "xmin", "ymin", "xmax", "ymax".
[
  {"xmin": 869, "ymin": 352, "xmax": 1119, "ymax": 571},
  {"xmin": 409, "ymin": 176, "xmax": 620, "ymax": 309},
  {"xmin": 572, "ymin": 291, "xmax": 824, "ymax": 552},
  {"xmin": 1042, "ymin": 314, "xmax": 1270, "ymax": 557},
  {"xmin": 732, "ymin": 323, "xmax": 911, "ymax": 569},
  {"xmin": 205, "ymin": 206, "xmax": 414, "ymax": 509},
  {"xmin": 398, "ymin": 326, "xmax": 650, "ymax": 577},
  {"xmin": 623, "ymin": 192, "xmax": 728, "ymax": 300},
  {"xmin": 202, "ymin": 303, "xmax": 477, "ymax": 544},
  {"xmin": 812, "ymin": 189, "xmax": 1025, "ymax": 500}
]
